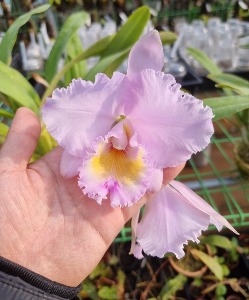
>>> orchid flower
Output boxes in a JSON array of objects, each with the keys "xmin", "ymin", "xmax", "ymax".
[{"xmin": 42, "ymin": 30, "xmax": 238, "ymax": 259}]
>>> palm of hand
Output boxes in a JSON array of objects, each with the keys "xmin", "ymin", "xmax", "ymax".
[
  {"xmin": 0, "ymin": 148, "xmax": 141, "ymax": 286},
  {"xmin": 0, "ymin": 108, "xmax": 183, "ymax": 286}
]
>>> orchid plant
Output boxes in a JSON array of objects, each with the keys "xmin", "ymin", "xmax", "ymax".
[
  {"xmin": 42, "ymin": 30, "xmax": 238, "ymax": 259},
  {"xmin": 188, "ymin": 47, "xmax": 249, "ymax": 174}
]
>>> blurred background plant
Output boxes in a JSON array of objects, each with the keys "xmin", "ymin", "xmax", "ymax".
[
  {"xmin": 188, "ymin": 48, "xmax": 249, "ymax": 176},
  {"xmin": 79, "ymin": 234, "xmax": 249, "ymax": 299}
]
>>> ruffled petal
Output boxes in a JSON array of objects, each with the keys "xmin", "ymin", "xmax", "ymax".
[
  {"xmin": 135, "ymin": 184, "xmax": 210, "ymax": 259},
  {"xmin": 118, "ymin": 70, "xmax": 214, "ymax": 168},
  {"xmin": 42, "ymin": 72, "xmax": 125, "ymax": 157},
  {"xmin": 60, "ymin": 150, "xmax": 83, "ymax": 178},
  {"xmin": 127, "ymin": 30, "xmax": 164, "ymax": 78},
  {"xmin": 170, "ymin": 180, "xmax": 239, "ymax": 235},
  {"xmin": 133, "ymin": 244, "xmax": 144, "ymax": 259},
  {"xmin": 78, "ymin": 126, "xmax": 154, "ymax": 207}
]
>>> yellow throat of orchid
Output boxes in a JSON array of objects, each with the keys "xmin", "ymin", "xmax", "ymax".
[{"xmin": 90, "ymin": 139, "xmax": 145, "ymax": 186}]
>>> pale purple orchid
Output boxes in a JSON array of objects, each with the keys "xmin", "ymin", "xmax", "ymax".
[{"xmin": 42, "ymin": 30, "xmax": 238, "ymax": 259}]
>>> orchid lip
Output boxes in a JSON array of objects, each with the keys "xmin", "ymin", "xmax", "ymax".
[{"xmin": 78, "ymin": 128, "xmax": 155, "ymax": 207}]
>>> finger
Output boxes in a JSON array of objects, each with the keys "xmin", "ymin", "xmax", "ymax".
[
  {"xmin": 32, "ymin": 145, "xmax": 64, "ymax": 173},
  {"xmin": 0, "ymin": 107, "xmax": 41, "ymax": 169},
  {"xmin": 163, "ymin": 163, "xmax": 185, "ymax": 185},
  {"xmin": 122, "ymin": 194, "xmax": 147, "ymax": 221}
]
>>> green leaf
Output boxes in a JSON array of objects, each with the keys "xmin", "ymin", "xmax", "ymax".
[
  {"xmin": 101, "ymin": 6, "xmax": 150, "ymax": 58},
  {"xmin": 0, "ymin": 122, "xmax": 9, "ymax": 136},
  {"xmin": 187, "ymin": 49, "xmax": 234, "ymax": 96},
  {"xmin": 117, "ymin": 269, "xmax": 126, "ymax": 285},
  {"xmin": 117, "ymin": 269, "xmax": 125, "ymax": 299},
  {"xmin": 0, "ymin": 62, "xmax": 40, "ymax": 113},
  {"xmin": 204, "ymin": 95, "xmax": 249, "ymax": 121},
  {"xmin": 103, "ymin": 52, "xmax": 128, "ymax": 78},
  {"xmin": 193, "ymin": 278, "xmax": 203, "ymax": 287},
  {"xmin": 82, "ymin": 35, "xmax": 114, "ymax": 58},
  {"xmin": 208, "ymin": 73, "xmax": 249, "ymax": 95},
  {"xmin": 187, "ymin": 48, "xmax": 222, "ymax": 75},
  {"xmin": 0, "ymin": 92, "xmax": 20, "ymax": 111},
  {"xmin": 222, "ymin": 264, "xmax": 230, "ymax": 276},
  {"xmin": 45, "ymin": 11, "xmax": 90, "ymax": 82},
  {"xmin": 200, "ymin": 235, "xmax": 232, "ymax": 250},
  {"xmin": 159, "ymin": 31, "xmax": 177, "ymax": 45},
  {"xmin": 0, "ymin": 122, "xmax": 9, "ymax": 144},
  {"xmin": 64, "ymin": 33, "xmax": 87, "ymax": 86},
  {"xmin": 240, "ymin": 43, "xmax": 249, "ymax": 49},
  {"xmin": 4, "ymin": 97, "xmax": 19, "ymax": 112},
  {"xmin": 0, "ymin": 4, "xmax": 50, "ymax": 64},
  {"xmin": 85, "ymin": 6, "xmax": 150, "ymax": 80},
  {"xmin": 215, "ymin": 284, "xmax": 227, "ymax": 296},
  {"xmin": 160, "ymin": 274, "xmax": 187, "ymax": 299},
  {"xmin": 191, "ymin": 249, "xmax": 223, "ymax": 280},
  {"xmin": 0, "ymin": 108, "xmax": 14, "ymax": 119},
  {"xmin": 89, "ymin": 262, "xmax": 112, "ymax": 280},
  {"xmin": 80, "ymin": 278, "xmax": 98, "ymax": 300},
  {"xmin": 98, "ymin": 286, "xmax": 117, "ymax": 300},
  {"xmin": 41, "ymin": 35, "xmax": 113, "ymax": 103},
  {"xmin": 36, "ymin": 127, "xmax": 55, "ymax": 156},
  {"xmin": 84, "ymin": 48, "xmax": 129, "ymax": 81}
]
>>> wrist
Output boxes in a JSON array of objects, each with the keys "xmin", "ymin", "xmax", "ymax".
[
  {"xmin": 0, "ymin": 250, "xmax": 71, "ymax": 286},
  {"xmin": 0, "ymin": 256, "xmax": 81, "ymax": 299}
]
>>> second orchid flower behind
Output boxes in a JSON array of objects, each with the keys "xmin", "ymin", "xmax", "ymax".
[{"xmin": 42, "ymin": 30, "xmax": 238, "ymax": 259}]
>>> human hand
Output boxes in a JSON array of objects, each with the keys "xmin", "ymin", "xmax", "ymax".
[{"xmin": 0, "ymin": 107, "xmax": 184, "ymax": 286}]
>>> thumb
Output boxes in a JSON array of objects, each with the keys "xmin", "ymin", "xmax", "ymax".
[{"xmin": 0, "ymin": 107, "xmax": 41, "ymax": 169}]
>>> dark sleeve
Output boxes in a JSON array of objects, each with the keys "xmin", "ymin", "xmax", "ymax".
[{"xmin": 0, "ymin": 256, "xmax": 81, "ymax": 300}]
